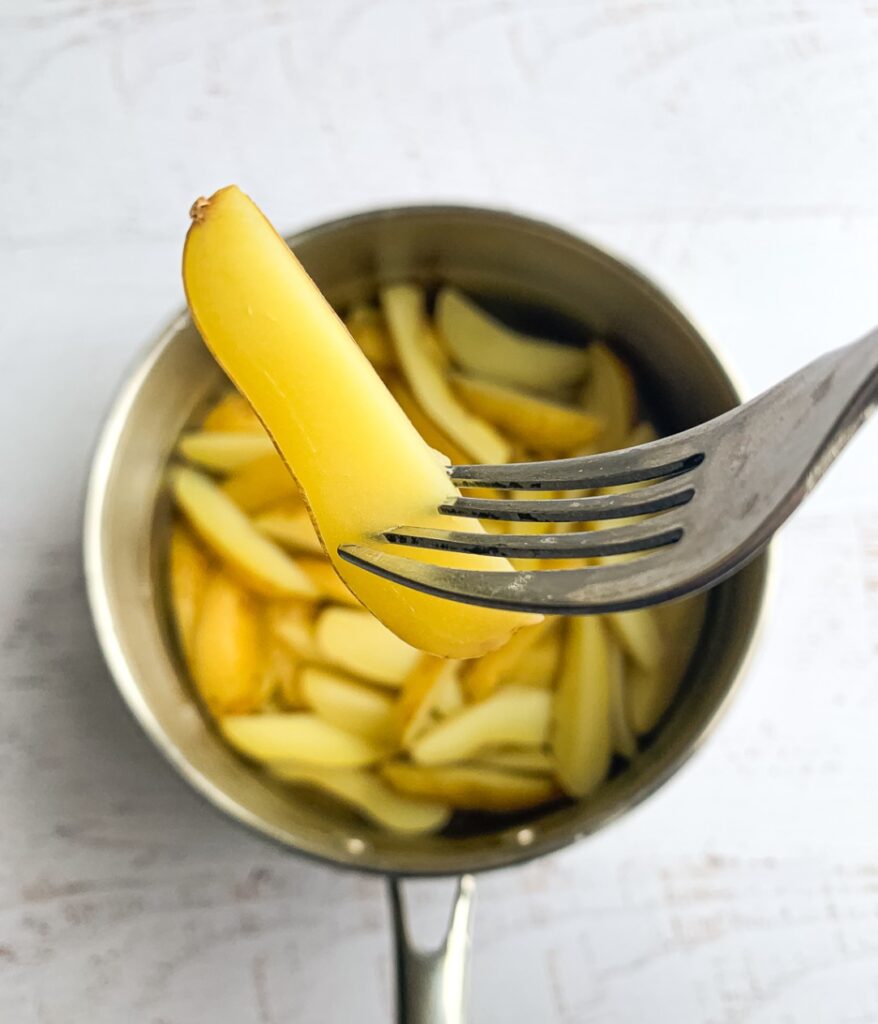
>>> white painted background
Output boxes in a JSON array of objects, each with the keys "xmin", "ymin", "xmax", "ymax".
[{"xmin": 2, "ymin": 1, "xmax": 878, "ymax": 1021}]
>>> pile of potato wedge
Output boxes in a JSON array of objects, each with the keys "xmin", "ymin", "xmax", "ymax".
[{"xmin": 166, "ymin": 285, "xmax": 705, "ymax": 836}]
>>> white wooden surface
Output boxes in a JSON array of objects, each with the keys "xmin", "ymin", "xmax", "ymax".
[{"xmin": 2, "ymin": 2, "xmax": 878, "ymax": 1021}]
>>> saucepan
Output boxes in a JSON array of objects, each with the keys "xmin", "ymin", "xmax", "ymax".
[{"xmin": 83, "ymin": 206, "xmax": 769, "ymax": 1022}]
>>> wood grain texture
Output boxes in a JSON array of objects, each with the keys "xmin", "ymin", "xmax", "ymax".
[{"xmin": 1, "ymin": 1, "xmax": 877, "ymax": 1020}]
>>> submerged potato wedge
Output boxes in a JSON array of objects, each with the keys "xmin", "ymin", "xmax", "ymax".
[
  {"xmin": 552, "ymin": 617, "xmax": 612, "ymax": 797},
  {"xmin": 201, "ymin": 392, "xmax": 265, "ymax": 433},
  {"xmin": 463, "ymin": 620, "xmax": 555, "ymax": 702},
  {"xmin": 221, "ymin": 713, "xmax": 386, "ymax": 766},
  {"xmin": 502, "ymin": 633, "xmax": 562, "ymax": 690},
  {"xmin": 410, "ymin": 687, "xmax": 552, "ymax": 765},
  {"xmin": 254, "ymin": 505, "xmax": 323, "ymax": 555},
  {"xmin": 385, "ymin": 377, "xmax": 474, "ymax": 466},
  {"xmin": 397, "ymin": 657, "xmax": 464, "ymax": 747},
  {"xmin": 262, "ymin": 640, "xmax": 303, "ymax": 708},
  {"xmin": 606, "ymin": 629, "xmax": 637, "ymax": 759},
  {"xmin": 383, "ymin": 761, "xmax": 559, "ymax": 812},
  {"xmin": 183, "ymin": 187, "xmax": 537, "ymax": 658},
  {"xmin": 473, "ymin": 748, "xmax": 555, "ymax": 775},
  {"xmin": 452, "ymin": 374, "xmax": 603, "ymax": 454},
  {"xmin": 221, "ymin": 453, "xmax": 301, "ymax": 513},
  {"xmin": 168, "ymin": 524, "xmax": 211, "ymax": 661},
  {"xmin": 191, "ymin": 573, "xmax": 265, "ymax": 714},
  {"xmin": 171, "ymin": 467, "xmax": 318, "ymax": 599},
  {"xmin": 271, "ymin": 765, "xmax": 451, "ymax": 834},
  {"xmin": 300, "ymin": 666, "xmax": 396, "ymax": 743},
  {"xmin": 344, "ymin": 304, "xmax": 395, "ymax": 368},
  {"xmin": 315, "ymin": 607, "xmax": 421, "ymax": 687},
  {"xmin": 435, "ymin": 287, "xmax": 590, "ymax": 394},
  {"xmin": 381, "ymin": 284, "xmax": 511, "ymax": 466},
  {"xmin": 580, "ymin": 341, "xmax": 637, "ymax": 451},
  {"xmin": 177, "ymin": 431, "xmax": 275, "ymax": 473},
  {"xmin": 606, "ymin": 608, "xmax": 663, "ymax": 671},
  {"xmin": 269, "ymin": 601, "xmax": 320, "ymax": 660},
  {"xmin": 297, "ymin": 558, "xmax": 360, "ymax": 607},
  {"xmin": 626, "ymin": 594, "xmax": 707, "ymax": 735}
]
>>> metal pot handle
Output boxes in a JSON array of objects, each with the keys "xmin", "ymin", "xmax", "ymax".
[{"xmin": 388, "ymin": 875, "xmax": 476, "ymax": 1024}]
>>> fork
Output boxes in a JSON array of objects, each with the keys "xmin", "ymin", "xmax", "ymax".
[{"xmin": 338, "ymin": 329, "xmax": 878, "ymax": 614}]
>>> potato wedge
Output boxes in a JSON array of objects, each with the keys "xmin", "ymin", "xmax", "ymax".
[
  {"xmin": 381, "ymin": 284, "xmax": 510, "ymax": 465},
  {"xmin": 385, "ymin": 376, "xmax": 474, "ymax": 466},
  {"xmin": 202, "ymin": 392, "xmax": 265, "ymax": 433},
  {"xmin": 255, "ymin": 505, "xmax": 323, "ymax": 555},
  {"xmin": 552, "ymin": 617, "xmax": 612, "ymax": 798},
  {"xmin": 397, "ymin": 657, "xmax": 464, "ymax": 747},
  {"xmin": 626, "ymin": 594, "xmax": 707, "ymax": 735},
  {"xmin": 344, "ymin": 303, "xmax": 395, "ymax": 368},
  {"xmin": 300, "ymin": 666, "xmax": 396, "ymax": 743},
  {"xmin": 271, "ymin": 765, "xmax": 450, "ymax": 834},
  {"xmin": 411, "ymin": 687, "xmax": 552, "ymax": 765},
  {"xmin": 503, "ymin": 633, "xmax": 562, "ymax": 690},
  {"xmin": 191, "ymin": 573, "xmax": 265, "ymax": 714},
  {"xmin": 315, "ymin": 607, "xmax": 421, "ymax": 687},
  {"xmin": 168, "ymin": 523, "xmax": 211, "ymax": 661},
  {"xmin": 606, "ymin": 630, "xmax": 637, "ymax": 759},
  {"xmin": 463, "ymin": 620, "xmax": 555, "ymax": 702},
  {"xmin": 177, "ymin": 431, "xmax": 276, "ymax": 473},
  {"xmin": 606, "ymin": 608, "xmax": 663, "ymax": 671},
  {"xmin": 473, "ymin": 748, "xmax": 555, "ymax": 775},
  {"xmin": 268, "ymin": 601, "xmax": 320, "ymax": 660},
  {"xmin": 435, "ymin": 287, "xmax": 590, "ymax": 394},
  {"xmin": 221, "ymin": 453, "xmax": 301, "ymax": 513},
  {"xmin": 580, "ymin": 342, "xmax": 637, "ymax": 452},
  {"xmin": 171, "ymin": 467, "xmax": 318, "ymax": 599},
  {"xmin": 383, "ymin": 761, "xmax": 559, "ymax": 812},
  {"xmin": 298, "ymin": 558, "xmax": 360, "ymax": 607},
  {"xmin": 262, "ymin": 641, "xmax": 304, "ymax": 709},
  {"xmin": 221, "ymin": 713, "xmax": 386, "ymax": 766},
  {"xmin": 452, "ymin": 374, "xmax": 603, "ymax": 454}
]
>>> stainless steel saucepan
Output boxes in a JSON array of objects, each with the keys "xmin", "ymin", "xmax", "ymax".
[{"xmin": 83, "ymin": 206, "xmax": 769, "ymax": 1023}]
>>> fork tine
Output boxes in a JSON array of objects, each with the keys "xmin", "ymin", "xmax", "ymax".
[
  {"xmin": 440, "ymin": 474, "xmax": 695, "ymax": 522},
  {"xmin": 337, "ymin": 543, "xmax": 683, "ymax": 614},
  {"xmin": 382, "ymin": 518, "xmax": 684, "ymax": 558},
  {"xmin": 450, "ymin": 435, "xmax": 704, "ymax": 490}
]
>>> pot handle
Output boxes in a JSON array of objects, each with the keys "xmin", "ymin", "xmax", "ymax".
[{"xmin": 388, "ymin": 874, "xmax": 476, "ymax": 1024}]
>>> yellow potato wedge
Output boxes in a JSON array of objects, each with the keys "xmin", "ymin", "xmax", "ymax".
[
  {"xmin": 262, "ymin": 641, "xmax": 304, "ymax": 709},
  {"xmin": 177, "ymin": 431, "xmax": 276, "ymax": 473},
  {"xmin": 502, "ymin": 633, "xmax": 563, "ymax": 689},
  {"xmin": 300, "ymin": 665, "xmax": 396, "ymax": 743},
  {"xmin": 626, "ymin": 594, "xmax": 707, "ymax": 735},
  {"xmin": 202, "ymin": 392, "xmax": 265, "ymax": 433},
  {"xmin": 344, "ymin": 303, "xmax": 395, "ymax": 368},
  {"xmin": 315, "ymin": 607, "xmax": 421, "ymax": 687},
  {"xmin": 297, "ymin": 558, "xmax": 360, "ymax": 607},
  {"xmin": 183, "ymin": 187, "xmax": 537, "ymax": 658},
  {"xmin": 606, "ymin": 608, "xmax": 663, "ymax": 671},
  {"xmin": 171, "ymin": 467, "xmax": 319, "ymax": 599},
  {"xmin": 381, "ymin": 284, "xmax": 511, "ymax": 465},
  {"xmin": 268, "ymin": 602, "xmax": 321, "ymax": 660},
  {"xmin": 463, "ymin": 620, "xmax": 555, "ymax": 702},
  {"xmin": 473, "ymin": 748, "xmax": 555, "ymax": 775},
  {"xmin": 552, "ymin": 617, "xmax": 612, "ymax": 798},
  {"xmin": 221, "ymin": 452, "xmax": 301, "ymax": 513},
  {"xmin": 580, "ymin": 342, "xmax": 637, "ymax": 452},
  {"xmin": 435, "ymin": 287, "xmax": 590, "ymax": 394},
  {"xmin": 168, "ymin": 523, "xmax": 211, "ymax": 661},
  {"xmin": 191, "ymin": 573, "xmax": 265, "ymax": 714},
  {"xmin": 383, "ymin": 761, "xmax": 559, "ymax": 812},
  {"xmin": 221, "ymin": 713, "xmax": 386, "ymax": 766},
  {"xmin": 397, "ymin": 657, "xmax": 464, "ymax": 747},
  {"xmin": 255, "ymin": 505, "xmax": 323, "ymax": 555},
  {"xmin": 385, "ymin": 376, "xmax": 474, "ymax": 466},
  {"xmin": 452, "ymin": 374, "xmax": 603, "ymax": 454},
  {"xmin": 606, "ymin": 629, "xmax": 637, "ymax": 759},
  {"xmin": 411, "ymin": 687, "xmax": 552, "ymax": 765},
  {"xmin": 271, "ymin": 765, "xmax": 450, "ymax": 834}
]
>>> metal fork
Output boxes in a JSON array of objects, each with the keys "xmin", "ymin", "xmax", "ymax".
[{"xmin": 339, "ymin": 330, "xmax": 878, "ymax": 614}]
